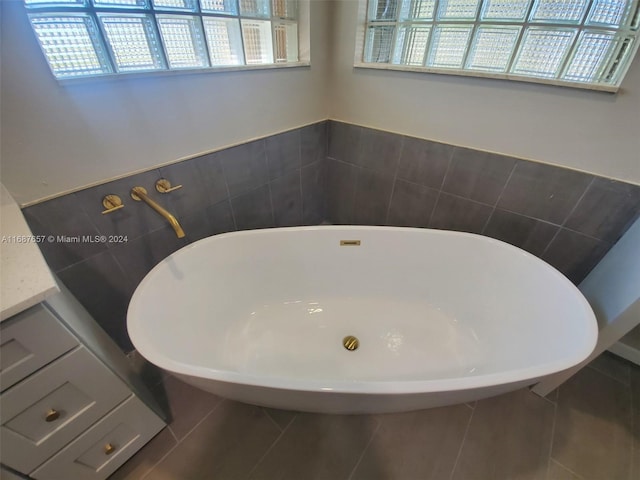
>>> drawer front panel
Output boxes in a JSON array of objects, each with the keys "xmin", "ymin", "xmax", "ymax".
[
  {"xmin": 5, "ymin": 381, "xmax": 93, "ymax": 443},
  {"xmin": 0, "ymin": 347, "xmax": 131, "ymax": 474},
  {"xmin": 32, "ymin": 396, "xmax": 165, "ymax": 480},
  {"xmin": 0, "ymin": 304, "xmax": 78, "ymax": 390}
]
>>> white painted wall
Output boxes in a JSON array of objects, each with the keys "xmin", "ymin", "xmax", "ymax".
[
  {"xmin": 329, "ymin": 0, "xmax": 640, "ymax": 185},
  {"xmin": 2, "ymin": 0, "xmax": 639, "ymax": 206},
  {"xmin": 0, "ymin": 0, "xmax": 331, "ymax": 205}
]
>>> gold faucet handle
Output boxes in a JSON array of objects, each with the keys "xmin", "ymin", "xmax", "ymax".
[
  {"xmin": 156, "ymin": 178, "xmax": 182, "ymax": 194},
  {"xmin": 101, "ymin": 195, "xmax": 124, "ymax": 214}
]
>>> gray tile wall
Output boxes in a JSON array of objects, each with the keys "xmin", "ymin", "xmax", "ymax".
[
  {"xmin": 21, "ymin": 119, "xmax": 640, "ymax": 352},
  {"xmin": 326, "ymin": 120, "xmax": 640, "ymax": 285},
  {"xmin": 23, "ymin": 122, "xmax": 327, "ymax": 352}
]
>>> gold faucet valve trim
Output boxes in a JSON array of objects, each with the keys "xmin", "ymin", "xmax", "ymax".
[
  {"xmin": 156, "ymin": 178, "xmax": 183, "ymax": 194},
  {"xmin": 101, "ymin": 195, "xmax": 124, "ymax": 214}
]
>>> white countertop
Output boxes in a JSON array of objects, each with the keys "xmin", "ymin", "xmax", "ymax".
[{"xmin": 1, "ymin": 184, "xmax": 59, "ymax": 321}]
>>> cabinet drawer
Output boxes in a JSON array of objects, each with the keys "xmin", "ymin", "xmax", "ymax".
[
  {"xmin": 0, "ymin": 347, "xmax": 131, "ymax": 474},
  {"xmin": 32, "ymin": 395, "xmax": 165, "ymax": 480},
  {"xmin": 0, "ymin": 304, "xmax": 78, "ymax": 390}
]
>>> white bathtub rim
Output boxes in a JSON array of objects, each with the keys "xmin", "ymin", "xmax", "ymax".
[
  {"xmin": 127, "ymin": 225, "xmax": 598, "ymax": 397},
  {"xmin": 132, "ymin": 224, "xmax": 587, "ymax": 292}
]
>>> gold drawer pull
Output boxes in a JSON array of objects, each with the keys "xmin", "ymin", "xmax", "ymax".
[
  {"xmin": 104, "ymin": 443, "xmax": 116, "ymax": 455},
  {"xmin": 45, "ymin": 409, "xmax": 60, "ymax": 422}
]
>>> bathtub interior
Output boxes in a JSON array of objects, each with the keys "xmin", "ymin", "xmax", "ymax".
[{"xmin": 128, "ymin": 226, "xmax": 596, "ymax": 390}]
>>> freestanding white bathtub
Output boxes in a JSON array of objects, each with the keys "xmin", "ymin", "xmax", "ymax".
[{"xmin": 127, "ymin": 226, "xmax": 597, "ymax": 414}]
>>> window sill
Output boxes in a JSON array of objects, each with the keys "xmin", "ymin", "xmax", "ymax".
[
  {"xmin": 58, "ymin": 61, "xmax": 312, "ymax": 85},
  {"xmin": 353, "ymin": 63, "xmax": 619, "ymax": 94}
]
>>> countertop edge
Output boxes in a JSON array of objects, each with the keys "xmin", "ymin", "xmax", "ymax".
[{"xmin": 1, "ymin": 184, "xmax": 60, "ymax": 323}]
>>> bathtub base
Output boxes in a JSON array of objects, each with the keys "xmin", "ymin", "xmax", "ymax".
[{"xmin": 174, "ymin": 373, "xmax": 540, "ymax": 414}]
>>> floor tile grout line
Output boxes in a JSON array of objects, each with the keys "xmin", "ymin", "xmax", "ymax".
[
  {"xmin": 262, "ymin": 408, "xmax": 284, "ymax": 432},
  {"xmin": 448, "ymin": 404, "xmax": 475, "ymax": 480},
  {"xmin": 632, "ymin": 369, "xmax": 638, "ymax": 480},
  {"xmin": 281, "ymin": 412, "xmax": 298, "ymax": 431},
  {"xmin": 245, "ymin": 412, "xmax": 298, "ymax": 479},
  {"xmin": 138, "ymin": 436, "xmax": 180, "ymax": 480},
  {"xmin": 140, "ymin": 400, "xmax": 225, "ymax": 480},
  {"xmin": 262, "ymin": 408, "xmax": 294, "ymax": 433},
  {"xmin": 176, "ymin": 399, "xmax": 225, "ymax": 442},
  {"xmin": 346, "ymin": 418, "xmax": 382, "ymax": 480},
  {"xmin": 537, "ymin": 390, "xmax": 558, "ymax": 407},
  {"xmin": 545, "ymin": 392, "xmax": 559, "ymax": 480},
  {"xmin": 586, "ymin": 362, "xmax": 632, "ymax": 387},
  {"xmin": 167, "ymin": 425, "xmax": 179, "ymax": 443},
  {"xmin": 549, "ymin": 458, "xmax": 586, "ymax": 480}
]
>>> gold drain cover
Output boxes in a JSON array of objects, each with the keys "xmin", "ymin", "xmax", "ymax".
[{"xmin": 343, "ymin": 336, "xmax": 359, "ymax": 351}]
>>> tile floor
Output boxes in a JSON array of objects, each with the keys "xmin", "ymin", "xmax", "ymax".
[{"xmin": 111, "ymin": 353, "xmax": 639, "ymax": 480}]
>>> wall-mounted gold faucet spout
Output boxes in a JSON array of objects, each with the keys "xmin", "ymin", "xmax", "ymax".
[{"xmin": 130, "ymin": 186, "xmax": 185, "ymax": 238}]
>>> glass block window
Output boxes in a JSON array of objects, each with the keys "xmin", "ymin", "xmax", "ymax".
[
  {"xmin": 94, "ymin": 0, "xmax": 148, "ymax": 8},
  {"xmin": 481, "ymin": 0, "xmax": 530, "ymax": 21},
  {"xmin": 512, "ymin": 28, "xmax": 577, "ymax": 77},
  {"xmin": 428, "ymin": 25, "xmax": 473, "ymax": 68},
  {"xmin": 203, "ymin": 17, "xmax": 244, "ymax": 65},
  {"xmin": 29, "ymin": 15, "xmax": 112, "ymax": 77},
  {"xmin": 362, "ymin": 0, "xmax": 640, "ymax": 90},
  {"xmin": 98, "ymin": 14, "xmax": 164, "ymax": 72},
  {"xmin": 153, "ymin": 0, "xmax": 198, "ymax": 11},
  {"xmin": 394, "ymin": 25, "xmax": 431, "ymax": 65},
  {"xmin": 437, "ymin": 0, "xmax": 481, "ymax": 20},
  {"xmin": 467, "ymin": 26, "xmax": 521, "ymax": 72},
  {"xmin": 25, "ymin": 0, "xmax": 300, "ymax": 79},
  {"xmin": 240, "ymin": 0, "xmax": 270, "ymax": 17},
  {"xmin": 200, "ymin": 0, "xmax": 237, "ymax": 14},
  {"xmin": 157, "ymin": 15, "xmax": 209, "ymax": 68},
  {"xmin": 399, "ymin": 0, "xmax": 435, "ymax": 20},
  {"xmin": 241, "ymin": 19, "xmax": 273, "ymax": 64},
  {"xmin": 25, "ymin": 0, "xmax": 87, "ymax": 5},
  {"xmin": 274, "ymin": 21, "xmax": 298, "ymax": 63}
]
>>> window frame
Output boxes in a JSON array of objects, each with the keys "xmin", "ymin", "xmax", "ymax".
[
  {"xmin": 25, "ymin": 0, "xmax": 310, "ymax": 82},
  {"xmin": 354, "ymin": 0, "xmax": 640, "ymax": 93}
]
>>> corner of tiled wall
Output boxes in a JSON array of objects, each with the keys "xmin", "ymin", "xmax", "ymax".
[
  {"xmin": 21, "ymin": 118, "xmax": 640, "ymax": 351},
  {"xmin": 22, "ymin": 121, "xmax": 328, "ymax": 352},
  {"xmin": 325, "ymin": 120, "xmax": 640, "ymax": 285}
]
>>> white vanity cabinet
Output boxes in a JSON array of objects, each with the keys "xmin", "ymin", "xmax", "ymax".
[
  {"xmin": 0, "ymin": 184, "xmax": 166, "ymax": 479},
  {"xmin": 0, "ymin": 294, "xmax": 166, "ymax": 480}
]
